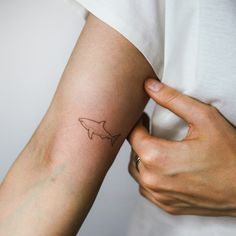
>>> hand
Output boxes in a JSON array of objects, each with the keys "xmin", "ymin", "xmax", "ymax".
[{"xmin": 128, "ymin": 79, "xmax": 236, "ymax": 216}]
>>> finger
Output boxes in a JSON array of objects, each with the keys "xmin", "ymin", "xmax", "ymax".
[
  {"xmin": 127, "ymin": 113, "xmax": 150, "ymax": 144},
  {"xmin": 170, "ymin": 207, "xmax": 236, "ymax": 217},
  {"xmin": 144, "ymin": 78, "xmax": 205, "ymax": 125},
  {"xmin": 128, "ymin": 113, "xmax": 152, "ymax": 166},
  {"xmin": 139, "ymin": 186, "xmax": 160, "ymax": 205},
  {"xmin": 127, "ymin": 114, "xmax": 154, "ymax": 159},
  {"xmin": 140, "ymin": 187, "xmax": 189, "ymax": 207},
  {"xmin": 128, "ymin": 158, "xmax": 176, "ymax": 193},
  {"xmin": 139, "ymin": 187, "xmax": 190, "ymax": 214},
  {"xmin": 128, "ymin": 157, "xmax": 145, "ymax": 183},
  {"xmin": 128, "ymin": 125, "xmax": 181, "ymax": 170},
  {"xmin": 128, "ymin": 113, "xmax": 176, "ymax": 168}
]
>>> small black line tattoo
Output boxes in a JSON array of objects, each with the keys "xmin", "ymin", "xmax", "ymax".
[{"xmin": 78, "ymin": 118, "xmax": 121, "ymax": 146}]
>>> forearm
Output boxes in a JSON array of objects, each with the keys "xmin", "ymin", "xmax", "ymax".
[{"xmin": 0, "ymin": 14, "xmax": 155, "ymax": 235}]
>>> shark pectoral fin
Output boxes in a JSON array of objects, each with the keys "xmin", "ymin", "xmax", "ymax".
[
  {"xmin": 111, "ymin": 134, "xmax": 120, "ymax": 146},
  {"xmin": 88, "ymin": 129, "xmax": 94, "ymax": 139}
]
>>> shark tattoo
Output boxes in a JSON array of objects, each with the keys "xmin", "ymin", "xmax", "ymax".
[{"xmin": 78, "ymin": 118, "xmax": 121, "ymax": 146}]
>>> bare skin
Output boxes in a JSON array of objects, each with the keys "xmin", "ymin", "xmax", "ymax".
[
  {"xmin": 128, "ymin": 79, "xmax": 236, "ymax": 217},
  {"xmin": 0, "ymin": 14, "xmax": 155, "ymax": 235}
]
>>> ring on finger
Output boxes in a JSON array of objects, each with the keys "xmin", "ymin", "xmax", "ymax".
[{"xmin": 134, "ymin": 156, "xmax": 141, "ymax": 172}]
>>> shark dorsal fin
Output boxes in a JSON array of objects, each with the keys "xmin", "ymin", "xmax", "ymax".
[{"xmin": 99, "ymin": 121, "xmax": 106, "ymax": 127}]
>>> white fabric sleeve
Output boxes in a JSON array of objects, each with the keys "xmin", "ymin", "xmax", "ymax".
[{"xmin": 72, "ymin": 0, "xmax": 164, "ymax": 77}]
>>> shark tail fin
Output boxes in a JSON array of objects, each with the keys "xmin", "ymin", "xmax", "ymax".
[{"xmin": 111, "ymin": 134, "xmax": 120, "ymax": 146}]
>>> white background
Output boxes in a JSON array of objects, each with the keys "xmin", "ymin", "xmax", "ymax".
[{"xmin": 0, "ymin": 0, "xmax": 154, "ymax": 235}]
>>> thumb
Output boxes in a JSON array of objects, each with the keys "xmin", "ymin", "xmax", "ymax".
[
  {"xmin": 144, "ymin": 78, "xmax": 202, "ymax": 124},
  {"xmin": 127, "ymin": 112, "xmax": 150, "ymax": 142}
]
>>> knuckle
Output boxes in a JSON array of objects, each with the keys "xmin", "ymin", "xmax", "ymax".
[
  {"xmin": 149, "ymin": 146, "xmax": 171, "ymax": 174},
  {"xmin": 130, "ymin": 128, "xmax": 149, "ymax": 147},
  {"xmin": 141, "ymin": 174, "xmax": 156, "ymax": 189},
  {"xmin": 140, "ymin": 135, "xmax": 154, "ymax": 149},
  {"xmin": 141, "ymin": 140, "xmax": 163, "ymax": 167},
  {"xmin": 198, "ymin": 105, "xmax": 218, "ymax": 122},
  {"xmin": 142, "ymin": 151, "xmax": 157, "ymax": 166},
  {"xmin": 138, "ymin": 136, "xmax": 153, "ymax": 155},
  {"xmin": 138, "ymin": 138, "xmax": 171, "ymax": 170},
  {"xmin": 139, "ymin": 130, "xmax": 151, "ymax": 142}
]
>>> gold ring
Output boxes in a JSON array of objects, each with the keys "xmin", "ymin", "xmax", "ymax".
[{"xmin": 135, "ymin": 156, "xmax": 141, "ymax": 172}]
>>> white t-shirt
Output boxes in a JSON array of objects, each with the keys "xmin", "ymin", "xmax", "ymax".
[{"xmin": 73, "ymin": 0, "xmax": 236, "ymax": 235}]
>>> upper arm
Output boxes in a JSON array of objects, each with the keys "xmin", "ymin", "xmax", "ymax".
[
  {"xmin": 47, "ymin": 13, "xmax": 156, "ymax": 165},
  {"xmin": 0, "ymin": 14, "xmax": 156, "ymax": 235},
  {"xmin": 38, "ymin": 13, "xmax": 156, "ymax": 230}
]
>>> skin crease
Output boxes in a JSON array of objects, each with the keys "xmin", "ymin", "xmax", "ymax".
[{"xmin": 128, "ymin": 78, "xmax": 236, "ymax": 217}]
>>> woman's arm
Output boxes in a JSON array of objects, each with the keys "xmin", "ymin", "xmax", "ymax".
[{"xmin": 0, "ymin": 14, "xmax": 155, "ymax": 235}]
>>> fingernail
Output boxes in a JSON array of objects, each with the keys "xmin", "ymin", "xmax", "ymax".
[{"xmin": 145, "ymin": 79, "xmax": 163, "ymax": 92}]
